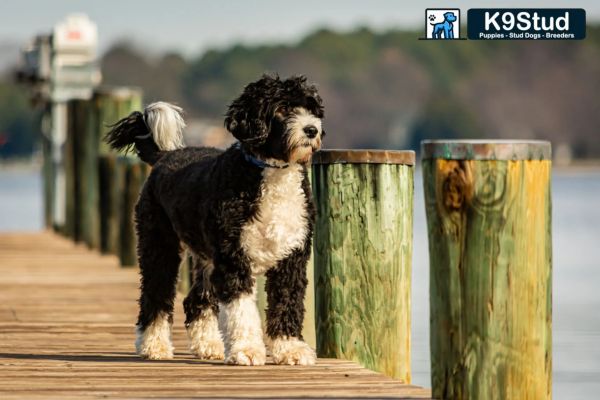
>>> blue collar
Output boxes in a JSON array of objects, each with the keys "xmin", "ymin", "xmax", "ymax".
[{"xmin": 235, "ymin": 143, "xmax": 289, "ymax": 169}]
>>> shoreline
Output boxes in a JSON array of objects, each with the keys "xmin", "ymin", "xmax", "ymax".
[
  {"xmin": 1, "ymin": 157, "xmax": 600, "ymax": 174},
  {"xmin": 0, "ymin": 157, "xmax": 42, "ymax": 172}
]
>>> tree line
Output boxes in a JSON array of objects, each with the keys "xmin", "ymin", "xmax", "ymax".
[{"xmin": 2, "ymin": 25, "xmax": 600, "ymax": 159}]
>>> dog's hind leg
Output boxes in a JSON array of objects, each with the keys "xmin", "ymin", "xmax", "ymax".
[
  {"xmin": 183, "ymin": 255, "xmax": 224, "ymax": 360},
  {"xmin": 265, "ymin": 247, "xmax": 316, "ymax": 366},
  {"xmin": 134, "ymin": 196, "xmax": 181, "ymax": 360}
]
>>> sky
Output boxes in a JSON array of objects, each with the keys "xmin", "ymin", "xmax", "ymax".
[{"xmin": 2, "ymin": 0, "xmax": 599, "ymax": 58}]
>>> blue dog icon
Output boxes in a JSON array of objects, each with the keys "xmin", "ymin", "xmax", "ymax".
[{"xmin": 430, "ymin": 12, "xmax": 457, "ymax": 39}]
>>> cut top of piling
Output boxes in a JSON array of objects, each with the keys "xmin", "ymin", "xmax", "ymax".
[
  {"xmin": 421, "ymin": 140, "xmax": 551, "ymax": 160},
  {"xmin": 312, "ymin": 149, "xmax": 415, "ymax": 165},
  {"xmin": 94, "ymin": 85, "xmax": 143, "ymax": 100}
]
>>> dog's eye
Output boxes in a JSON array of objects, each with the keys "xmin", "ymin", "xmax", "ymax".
[{"xmin": 279, "ymin": 105, "xmax": 289, "ymax": 113}]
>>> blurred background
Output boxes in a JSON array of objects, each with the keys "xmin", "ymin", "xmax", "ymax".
[{"xmin": 1, "ymin": 1, "xmax": 599, "ymax": 398}]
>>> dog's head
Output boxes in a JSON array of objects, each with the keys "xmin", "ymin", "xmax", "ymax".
[
  {"xmin": 444, "ymin": 12, "xmax": 457, "ymax": 22},
  {"xmin": 225, "ymin": 74, "xmax": 324, "ymax": 165}
]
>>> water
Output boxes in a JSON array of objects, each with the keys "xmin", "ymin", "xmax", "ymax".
[
  {"xmin": 0, "ymin": 167, "xmax": 43, "ymax": 231},
  {"xmin": 1, "ymin": 167, "xmax": 599, "ymax": 397}
]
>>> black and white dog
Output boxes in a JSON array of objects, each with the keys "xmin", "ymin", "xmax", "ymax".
[{"xmin": 105, "ymin": 75, "xmax": 324, "ymax": 366}]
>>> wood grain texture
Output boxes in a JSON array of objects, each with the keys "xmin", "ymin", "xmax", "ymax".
[
  {"xmin": 423, "ymin": 159, "xmax": 552, "ymax": 399},
  {"xmin": 0, "ymin": 232, "xmax": 431, "ymax": 399},
  {"xmin": 313, "ymin": 163, "xmax": 413, "ymax": 382}
]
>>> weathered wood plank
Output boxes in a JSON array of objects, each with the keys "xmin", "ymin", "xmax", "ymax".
[
  {"xmin": 313, "ymin": 157, "xmax": 413, "ymax": 382},
  {"xmin": 422, "ymin": 140, "xmax": 552, "ymax": 400},
  {"xmin": 0, "ymin": 232, "xmax": 431, "ymax": 399}
]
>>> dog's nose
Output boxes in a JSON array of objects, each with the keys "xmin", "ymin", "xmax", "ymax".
[{"xmin": 303, "ymin": 125, "xmax": 318, "ymax": 138}]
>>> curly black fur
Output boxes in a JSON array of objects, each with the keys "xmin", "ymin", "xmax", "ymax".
[
  {"xmin": 226, "ymin": 74, "xmax": 324, "ymax": 160},
  {"xmin": 108, "ymin": 75, "xmax": 324, "ymax": 359},
  {"xmin": 183, "ymin": 256, "xmax": 220, "ymax": 327}
]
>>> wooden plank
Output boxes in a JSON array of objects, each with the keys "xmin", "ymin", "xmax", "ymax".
[
  {"xmin": 0, "ymin": 232, "xmax": 430, "ymax": 399},
  {"xmin": 422, "ymin": 141, "xmax": 552, "ymax": 399}
]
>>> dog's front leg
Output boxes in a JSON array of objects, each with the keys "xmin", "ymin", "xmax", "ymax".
[
  {"xmin": 212, "ymin": 257, "xmax": 266, "ymax": 366},
  {"xmin": 218, "ymin": 287, "xmax": 266, "ymax": 365},
  {"xmin": 265, "ymin": 248, "xmax": 316, "ymax": 366}
]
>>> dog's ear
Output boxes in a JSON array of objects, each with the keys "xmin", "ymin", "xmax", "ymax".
[
  {"xmin": 225, "ymin": 76, "xmax": 277, "ymax": 146},
  {"xmin": 224, "ymin": 106, "xmax": 269, "ymax": 146}
]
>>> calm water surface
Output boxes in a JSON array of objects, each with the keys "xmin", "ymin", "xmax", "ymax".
[{"xmin": 0, "ymin": 167, "xmax": 598, "ymax": 398}]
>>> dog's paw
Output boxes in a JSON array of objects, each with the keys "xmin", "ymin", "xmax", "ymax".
[
  {"xmin": 136, "ymin": 337, "xmax": 174, "ymax": 360},
  {"xmin": 270, "ymin": 337, "xmax": 316, "ymax": 366},
  {"xmin": 135, "ymin": 318, "xmax": 174, "ymax": 360},
  {"xmin": 225, "ymin": 342, "xmax": 266, "ymax": 366},
  {"xmin": 190, "ymin": 340, "xmax": 225, "ymax": 360},
  {"xmin": 187, "ymin": 313, "xmax": 225, "ymax": 360}
]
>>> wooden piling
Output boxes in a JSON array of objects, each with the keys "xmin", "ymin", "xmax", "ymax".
[
  {"xmin": 63, "ymin": 105, "xmax": 77, "ymax": 240},
  {"xmin": 99, "ymin": 155, "xmax": 119, "ymax": 254},
  {"xmin": 41, "ymin": 109, "xmax": 54, "ymax": 229},
  {"xmin": 94, "ymin": 87, "xmax": 143, "ymax": 258},
  {"xmin": 94, "ymin": 87, "xmax": 143, "ymax": 156},
  {"xmin": 119, "ymin": 158, "xmax": 143, "ymax": 267},
  {"xmin": 312, "ymin": 149, "xmax": 415, "ymax": 382},
  {"xmin": 65, "ymin": 99, "xmax": 99, "ymax": 247},
  {"xmin": 60, "ymin": 87, "xmax": 143, "ymax": 252},
  {"xmin": 421, "ymin": 140, "xmax": 552, "ymax": 400}
]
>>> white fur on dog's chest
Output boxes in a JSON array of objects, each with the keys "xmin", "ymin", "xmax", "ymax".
[{"xmin": 240, "ymin": 166, "xmax": 308, "ymax": 275}]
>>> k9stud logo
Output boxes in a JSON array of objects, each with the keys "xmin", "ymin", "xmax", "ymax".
[
  {"xmin": 423, "ymin": 9, "xmax": 462, "ymax": 40},
  {"xmin": 467, "ymin": 8, "xmax": 586, "ymax": 40}
]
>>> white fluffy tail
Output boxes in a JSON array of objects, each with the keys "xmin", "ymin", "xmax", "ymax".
[{"xmin": 144, "ymin": 102, "xmax": 186, "ymax": 151}]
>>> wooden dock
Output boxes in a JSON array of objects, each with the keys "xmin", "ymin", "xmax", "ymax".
[{"xmin": 0, "ymin": 232, "xmax": 431, "ymax": 399}]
